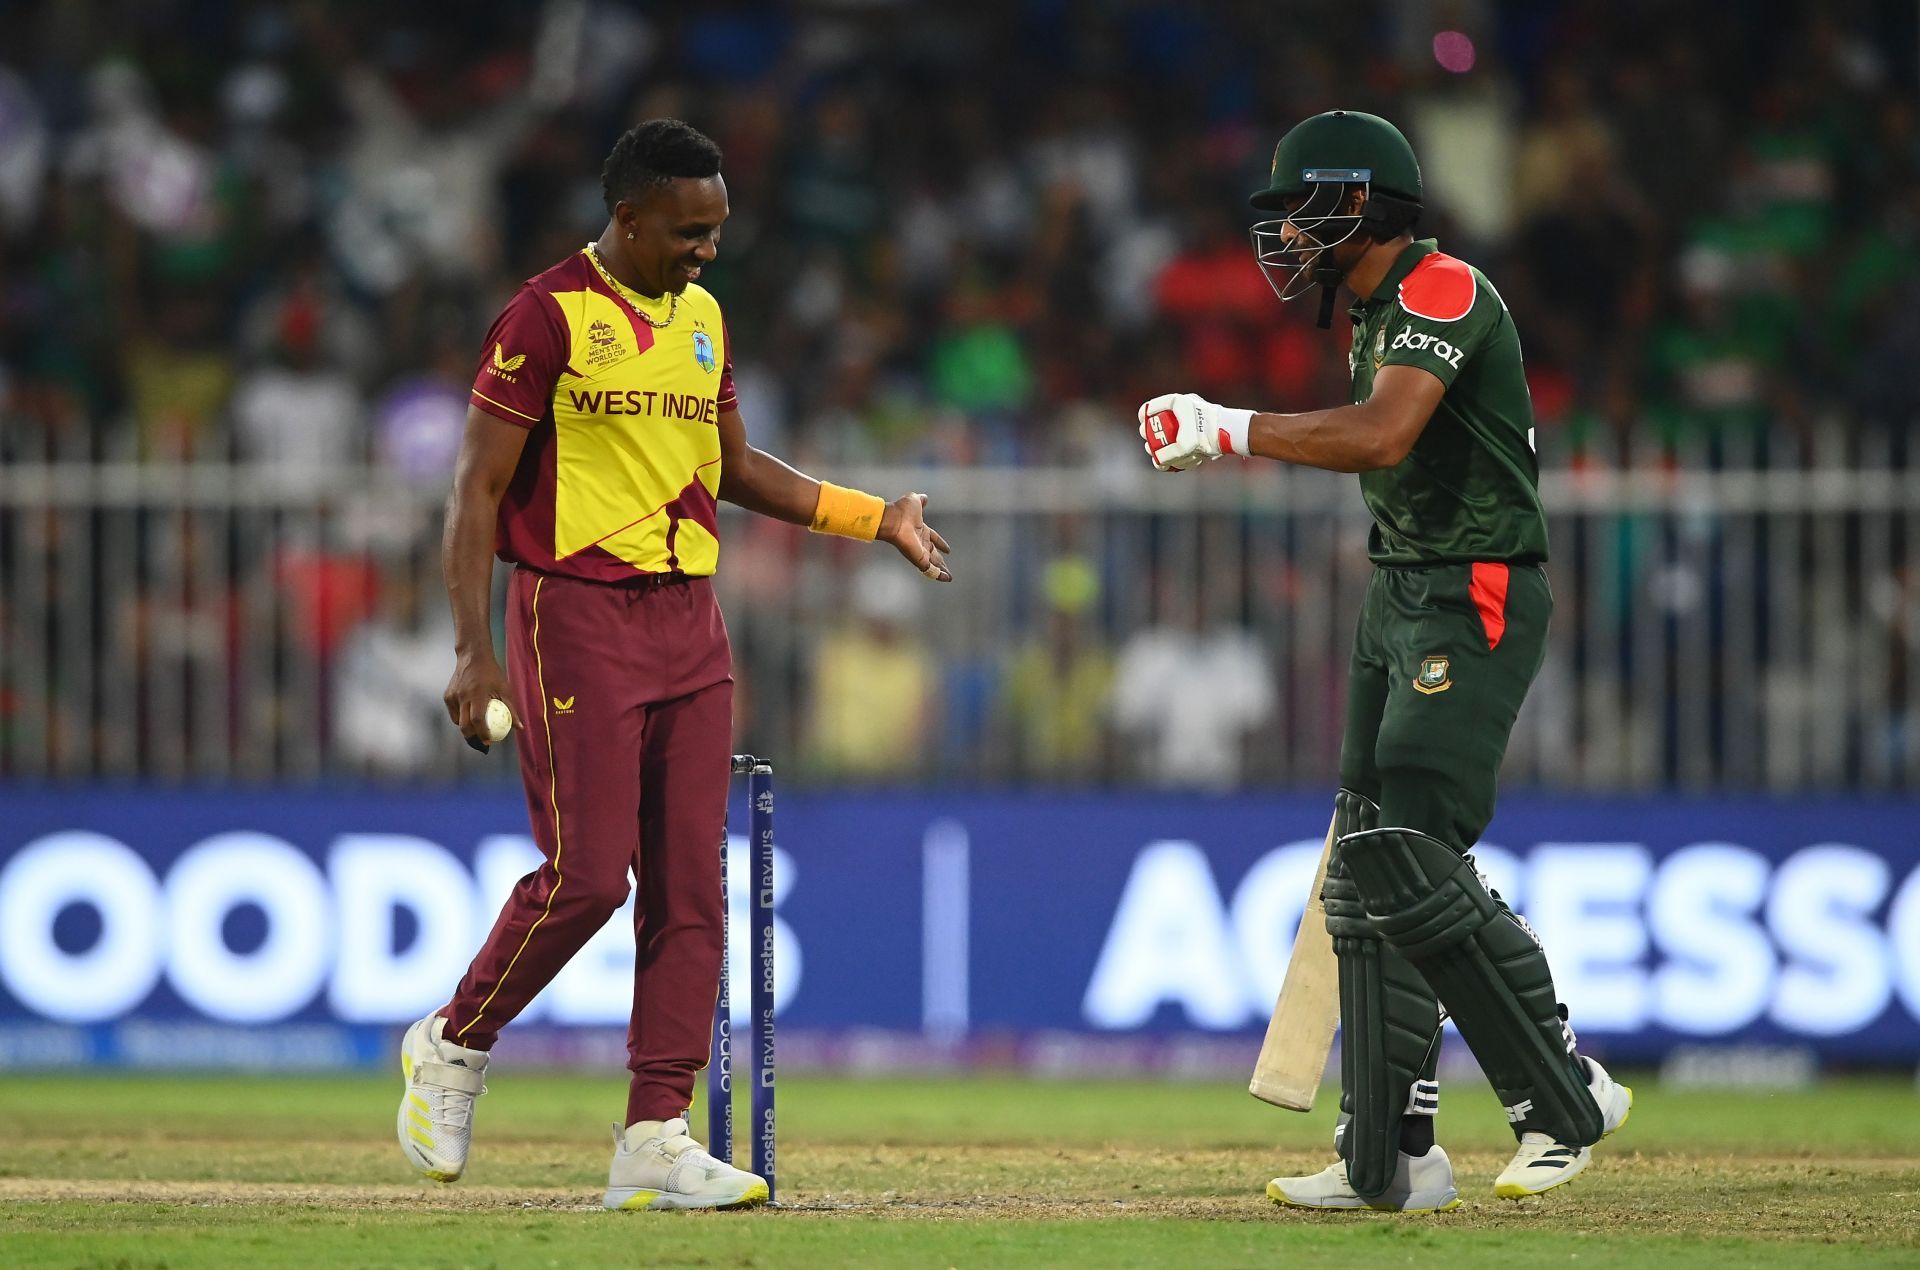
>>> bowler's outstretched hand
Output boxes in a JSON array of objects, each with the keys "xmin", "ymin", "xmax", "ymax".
[{"xmin": 881, "ymin": 492, "xmax": 953, "ymax": 582}]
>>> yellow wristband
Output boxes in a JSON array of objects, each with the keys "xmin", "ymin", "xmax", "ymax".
[{"xmin": 809, "ymin": 482, "xmax": 887, "ymax": 541}]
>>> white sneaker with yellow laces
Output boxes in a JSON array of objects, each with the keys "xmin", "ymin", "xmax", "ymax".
[
  {"xmin": 603, "ymin": 1117, "xmax": 770, "ymax": 1211},
  {"xmin": 395, "ymin": 1014, "xmax": 488, "ymax": 1183}
]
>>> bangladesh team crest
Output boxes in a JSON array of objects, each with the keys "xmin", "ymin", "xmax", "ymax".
[
  {"xmin": 1414, "ymin": 655, "xmax": 1451, "ymax": 695},
  {"xmin": 692, "ymin": 330, "xmax": 716, "ymax": 373}
]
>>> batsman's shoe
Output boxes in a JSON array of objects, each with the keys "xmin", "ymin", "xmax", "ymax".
[
  {"xmin": 603, "ymin": 1117, "xmax": 769, "ymax": 1211},
  {"xmin": 1494, "ymin": 1057, "xmax": 1633, "ymax": 1199},
  {"xmin": 396, "ymin": 1014, "xmax": 488, "ymax": 1182},
  {"xmin": 1267, "ymin": 1146, "xmax": 1462, "ymax": 1213}
]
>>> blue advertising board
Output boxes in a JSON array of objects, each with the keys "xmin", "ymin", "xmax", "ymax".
[{"xmin": 1, "ymin": 787, "xmax": 1917, "ymax": 1064}]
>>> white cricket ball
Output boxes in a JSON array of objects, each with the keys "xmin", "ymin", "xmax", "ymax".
[{"xmin": 484, "ymin": 698, "xmax": 514, "ymax": 744}]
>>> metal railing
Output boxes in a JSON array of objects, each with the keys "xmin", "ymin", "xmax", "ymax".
[{"xmin": 3, "ymin": 427, "xmax": 1916, "ymax": 790}]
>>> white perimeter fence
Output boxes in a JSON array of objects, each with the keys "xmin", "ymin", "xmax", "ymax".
[{"xmin": 4, "ymin": 435, "xmax": 1918, "ymax": 790}]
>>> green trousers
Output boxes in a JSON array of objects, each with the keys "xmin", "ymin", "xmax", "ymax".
[{"xmin": 1337, "ymin": 562, "xmax": 1550, "ymax": 852}]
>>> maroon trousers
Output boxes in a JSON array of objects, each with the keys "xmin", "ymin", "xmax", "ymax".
[{"xmin": 442, "ymin": 568, "xmax": 732, "ymax": 1125}]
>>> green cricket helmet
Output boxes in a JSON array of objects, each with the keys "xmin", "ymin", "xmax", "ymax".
[{"xmin": 1248, "ymin": 110, "xmax": 1423, "ymax": 323}]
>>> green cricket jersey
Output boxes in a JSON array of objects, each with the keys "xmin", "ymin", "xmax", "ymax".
[{"xmin": 1346, "ymin": 240, "xmax": 1547, "ymax": 565}]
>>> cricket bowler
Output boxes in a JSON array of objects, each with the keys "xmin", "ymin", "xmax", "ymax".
[
  {"xmin": 1136, "ymin": 110, "xmax": 1631, "ymax": 1210},
  {"xmin": 406, "ymin": 118, "xmax": 951, "ymax": 1210}
]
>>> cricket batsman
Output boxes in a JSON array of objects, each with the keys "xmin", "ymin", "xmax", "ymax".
[
  {"xmin": 403, "ymin": 118, "xmax": 951, "ymax": 1210},
  {"xmin": 1136, "ymin": 110, "xmax": 1630, "ymax": 1211}
]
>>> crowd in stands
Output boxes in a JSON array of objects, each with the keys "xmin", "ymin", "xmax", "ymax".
[
  {"xmin": 6, "ymin": 1, "xmax": 1916, "ymax": 470},
  {"xmin": 2, "ymin": 0, "xmax": 1916, "ymax": 785}
]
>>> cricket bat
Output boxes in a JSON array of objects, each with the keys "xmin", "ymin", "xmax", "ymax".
[{"xmin": 1248, "ymin": 817, "xmax": 1339, "ymax": 1111}]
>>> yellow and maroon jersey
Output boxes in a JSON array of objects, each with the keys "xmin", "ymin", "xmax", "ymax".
[{"xmin": 468, "ymin": 248, "xmax": 737, "ymax": 580}]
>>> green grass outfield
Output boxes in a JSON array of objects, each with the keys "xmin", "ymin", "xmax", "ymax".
[{"xmin": 2, "ymin": 1069, "xmax": 1916, "ymax": 1267}]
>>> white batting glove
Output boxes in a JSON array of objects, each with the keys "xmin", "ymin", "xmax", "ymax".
[{"xmin": 1137, "ymin": 393, "xmax": 1253, "ymax": 471}]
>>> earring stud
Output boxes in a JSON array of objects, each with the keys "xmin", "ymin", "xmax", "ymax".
[{"xmin": 626, "ymin": 232, "xmax": 634, "ymax": 239}]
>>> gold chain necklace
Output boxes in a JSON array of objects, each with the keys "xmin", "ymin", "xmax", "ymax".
[{"xmin": 585, "ymin": 243, "xmax": 678, "ymax": 329}]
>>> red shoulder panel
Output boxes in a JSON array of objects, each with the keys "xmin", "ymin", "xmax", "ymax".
[{"xmin": 1398, "ymin": 254, "xmax": 1477, "ymax": 322}]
